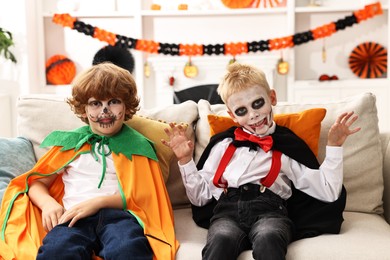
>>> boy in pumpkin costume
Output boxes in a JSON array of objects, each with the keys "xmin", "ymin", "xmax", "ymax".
[
  {"xmin": 0, "ymin": 63, "xmax": 179, "ymax": 260},
  {"xmin": 162, "ymin": 63, "xmax": 360, "ymax": 260}
]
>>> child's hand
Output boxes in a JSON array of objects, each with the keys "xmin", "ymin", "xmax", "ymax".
[
  {"xmin": 59, "ymin": 198, "xmax": 101, "ymax": 228},
  {"xmin": 41, "ymin": 200, "xmax": 65, "ymax": 232},
  {"xmin": 59, "ymin": 194, "xmax": 122, "ymax": 227},
  {"xmin": 327, "ymin": 111, "xmax": 361, "ymax": 146},
  {"xmin": 162, "ymin": 122, "xmax": 194, "ymax": 165}
]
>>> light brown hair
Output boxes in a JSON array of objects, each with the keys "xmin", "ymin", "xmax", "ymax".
[{"xmin": 67, "ymin": 62, "xmax": 140, "ymax": 123}]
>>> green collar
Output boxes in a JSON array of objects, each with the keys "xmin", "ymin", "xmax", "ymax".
[{"xmin": 40, "ymin": 125, "xmax": 158, "ymax": 162}]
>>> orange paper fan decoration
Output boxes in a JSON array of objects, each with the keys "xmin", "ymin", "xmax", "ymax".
[
  {"xmin": 254, "ymin": 0, "xmax": 286, "ymax": 8},
  {"xmin": 348, "ymin": 42, "xmax": 387, "ymax": 79},
  {"xmin": 221, "ymin": 0, "xmax": 286, "ymax": 8}
]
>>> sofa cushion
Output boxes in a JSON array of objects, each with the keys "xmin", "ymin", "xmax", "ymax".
[
  {"xmin": 0, "ymin": 137, "xmax": 36, "ymax": 203},
  {"xmin": 174, "ymin": 209, "xmax": 390, "ymax": 260},
  {"xmin": 17, "ymin": 95, "xmax": 198, "ymax": 208},
  {"xmin": 207, "ymin": 108, "xmax": 326, "ymax": 156},
  {"xmin": 196, "ymin": 92, "xmax": 384, "ymax": 214},
  {"xmin": 130, "ymin": 101, "xmax": 198, "ymax": 208},
  {"xmin": 125, "ymin": 115, "xmax": 189, "ymax": 182},
  {"xmin": 285, "ymin": 212, "xmax": 390, "ymax": 260}
]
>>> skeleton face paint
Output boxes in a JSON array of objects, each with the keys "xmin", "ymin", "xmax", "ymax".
[
  {"xmin": 227, "ymin": 86, "xmax": 277, "ymax": 136},
  {"xmin": 85, "ymin": 98, "xmax": 126, "ymax": 136}
]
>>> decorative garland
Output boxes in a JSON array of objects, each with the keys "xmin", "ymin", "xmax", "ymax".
[{"xmin": 52, "ymin": 2, "xmax": 382, "ymax": 57}]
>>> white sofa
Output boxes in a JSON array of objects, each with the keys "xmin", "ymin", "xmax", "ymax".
[{"xmin": 2, "ymin": 92, "xmax": 390, "ymax": 259}]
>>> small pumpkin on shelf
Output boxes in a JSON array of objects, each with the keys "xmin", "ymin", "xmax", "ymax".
[
  {"xmin": 184, "ymin": 59, "xmax": 198, "ymax": 78},
  {"xmin": 221, "ymin": 0, "xmax": 254, "ymax": 8}
]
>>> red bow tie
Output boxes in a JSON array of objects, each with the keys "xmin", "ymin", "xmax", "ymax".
[{"xmin": 234, "ymin": 128, "xmax": 273, "ymax": 153}]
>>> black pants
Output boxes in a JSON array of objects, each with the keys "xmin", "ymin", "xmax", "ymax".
[{"xmin": 202, "ymin": 184, "xmax": 293, "ymax": 260}]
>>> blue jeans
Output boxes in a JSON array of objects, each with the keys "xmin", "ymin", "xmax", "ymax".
[
  {"xmin": 202, "ymin": 184, "xmax": 293, "ymax": 260},
  {"xmin": 37, "ymin": 208, "xmax": 153, "ymax": 260}
]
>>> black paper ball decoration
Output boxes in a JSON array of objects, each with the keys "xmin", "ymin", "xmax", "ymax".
[{"xmin": 92, "ymin": 45, "xmax": 135, "ymax": 73}]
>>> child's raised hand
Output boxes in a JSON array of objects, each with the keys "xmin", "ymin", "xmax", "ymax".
[
  {"xmin": 327, "ymin": 111, "xmax": 361, "ymax": 147},
  {"xmin": 162, "ymin": 122, "xmax": 194, "ymax": 165}
]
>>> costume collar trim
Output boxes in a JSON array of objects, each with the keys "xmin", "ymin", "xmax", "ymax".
[{"xmin": 40, "ymin": 125, "xmax": 158, "ymax": 161}]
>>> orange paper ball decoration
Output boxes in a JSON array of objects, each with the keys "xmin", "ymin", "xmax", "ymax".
[{"xmin": 46, "ymin": 55, "xmax": 76, "ymax": 85}]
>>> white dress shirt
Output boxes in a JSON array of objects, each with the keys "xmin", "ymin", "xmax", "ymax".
[{"xmin": 179, "ymin": 124, "xmax": 344, "ymax": 207}]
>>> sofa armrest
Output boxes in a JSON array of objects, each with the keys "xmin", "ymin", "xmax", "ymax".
[{"xmin": 380, "ymin": 132, "xmax": 390, "ymax": 224}]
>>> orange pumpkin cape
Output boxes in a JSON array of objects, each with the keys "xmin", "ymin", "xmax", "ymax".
[{"xmin": 0, "ymin": 125, "xmax": 179, "ymax": 260}]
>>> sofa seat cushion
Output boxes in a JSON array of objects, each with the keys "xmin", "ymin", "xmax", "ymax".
[
  {"xmin": 174, "ymin": 208, "xmax": 207, "ymax": 259},
  {"xmin": 174, "ymin": 209, "xmax": 390, "ymax": 260},
  {"xmin": 285, "ymin": 212, "xmax": 390, "ymax": 260}
]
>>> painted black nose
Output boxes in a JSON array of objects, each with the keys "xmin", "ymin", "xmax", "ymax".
[{"xmin": 103, "ymin": 107, "xmax": 108, "ymax": 113}]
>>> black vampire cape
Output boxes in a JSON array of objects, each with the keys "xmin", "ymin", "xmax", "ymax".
[{"xmin": 192, "ymin": 125, "xmax": 346, "ymax": 241}]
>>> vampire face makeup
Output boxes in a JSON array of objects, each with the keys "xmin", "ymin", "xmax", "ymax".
[
  {"xmin": 83, "ymin": 97, "xmax": 127, "ymax": 136},
  {"xmin": 227, "ymin": 85, "xmax": 277, "ymax": 136}
]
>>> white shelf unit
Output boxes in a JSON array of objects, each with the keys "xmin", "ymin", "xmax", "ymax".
[
  {"xmin": 288, "ymin": 0, "xmax": 390, "ymax": 131},
  {"xmin": 33, "ymin": 0, "xmax": 389, "ymax": 130}
]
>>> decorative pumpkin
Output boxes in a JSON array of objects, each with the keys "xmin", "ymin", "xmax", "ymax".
[
  {"xmin": 144, "ymin": 61, "xmax": 151, "ymax": 78},
  {"xmin": 178, "ymin": 4, "xmax": 188, "ymax": 10},
  {"xmin": 221, "ymin": 0, "xmax": 254, "ymax": 9},
  {"xmin": 277, "ymin": 58, "xmax": 289, "ymax": 75},
  {"xmin": 45, "ymin": 55, "xmax": 76, "ymax": 85},
  {"xmin": 184, "ymin": 61, "xmax": 198, "ymax": 78},
  {"xmin": 150, "ymin": 4, "xmax": 161, "ymax": 10},
  {"xmin": 348, "ymin": 42, "xmax": 387, "ymax": 79}
]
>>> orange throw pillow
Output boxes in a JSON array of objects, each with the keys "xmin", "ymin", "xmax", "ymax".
[{"xmin": 207, "ymin": 108, "xmax": 326, "ymax": 156}]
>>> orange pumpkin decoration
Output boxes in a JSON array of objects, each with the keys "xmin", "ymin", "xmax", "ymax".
[
  {"xmin": 221, "ymin": 0, "xmax": 255, "ymax": 9},
  {"xmin": 184, "ymin": 60, "xmax": 198, "ymax": 78},
  {"xmin": 150, "ymin": 4, "xmax": 161, "ymax": 10},
  {"xmin": 46, "ymin": 55, "xmax": 76, "ymax": 85},
  {"xmin": 348, "ymin": 42, "xmax": 387, "ymax": 79},
  {"xmin": 178, "ymin": 4, "xmax": 188, "ymax": 10},
  {"xmin": 277, "ymin": 58, "xmax": 289, "ymax": 75}
]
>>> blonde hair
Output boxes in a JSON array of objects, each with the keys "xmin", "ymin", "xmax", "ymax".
[
  {"xmin": 67, "ymin": 62, "xmax": 140, "ymax": 124},
  {"xmin": 217, "ymin": 63, "xmax": 271, "ymax": 103}
]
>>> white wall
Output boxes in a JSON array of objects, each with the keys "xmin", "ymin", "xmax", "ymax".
[
  {"xmin": 0, "ymin": 0, "xmax": 37, "ymax": 137},
  {"xmin": 1, "ymin": 1, "xmax": 389, "ymax": 136}
]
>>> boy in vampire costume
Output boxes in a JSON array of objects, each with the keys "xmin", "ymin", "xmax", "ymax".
[
  {"xmin": 0, "ymin": 63, "xmax": 179, "ymax": 260},
  {"xmin": 162, "ymin": 63, "xmax": 360, "ymax": 260}
]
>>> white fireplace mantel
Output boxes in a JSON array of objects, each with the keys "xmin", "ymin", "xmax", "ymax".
[{"xmin": 146, "ymin": 54, "xmax": 279, "ymax": 108}]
